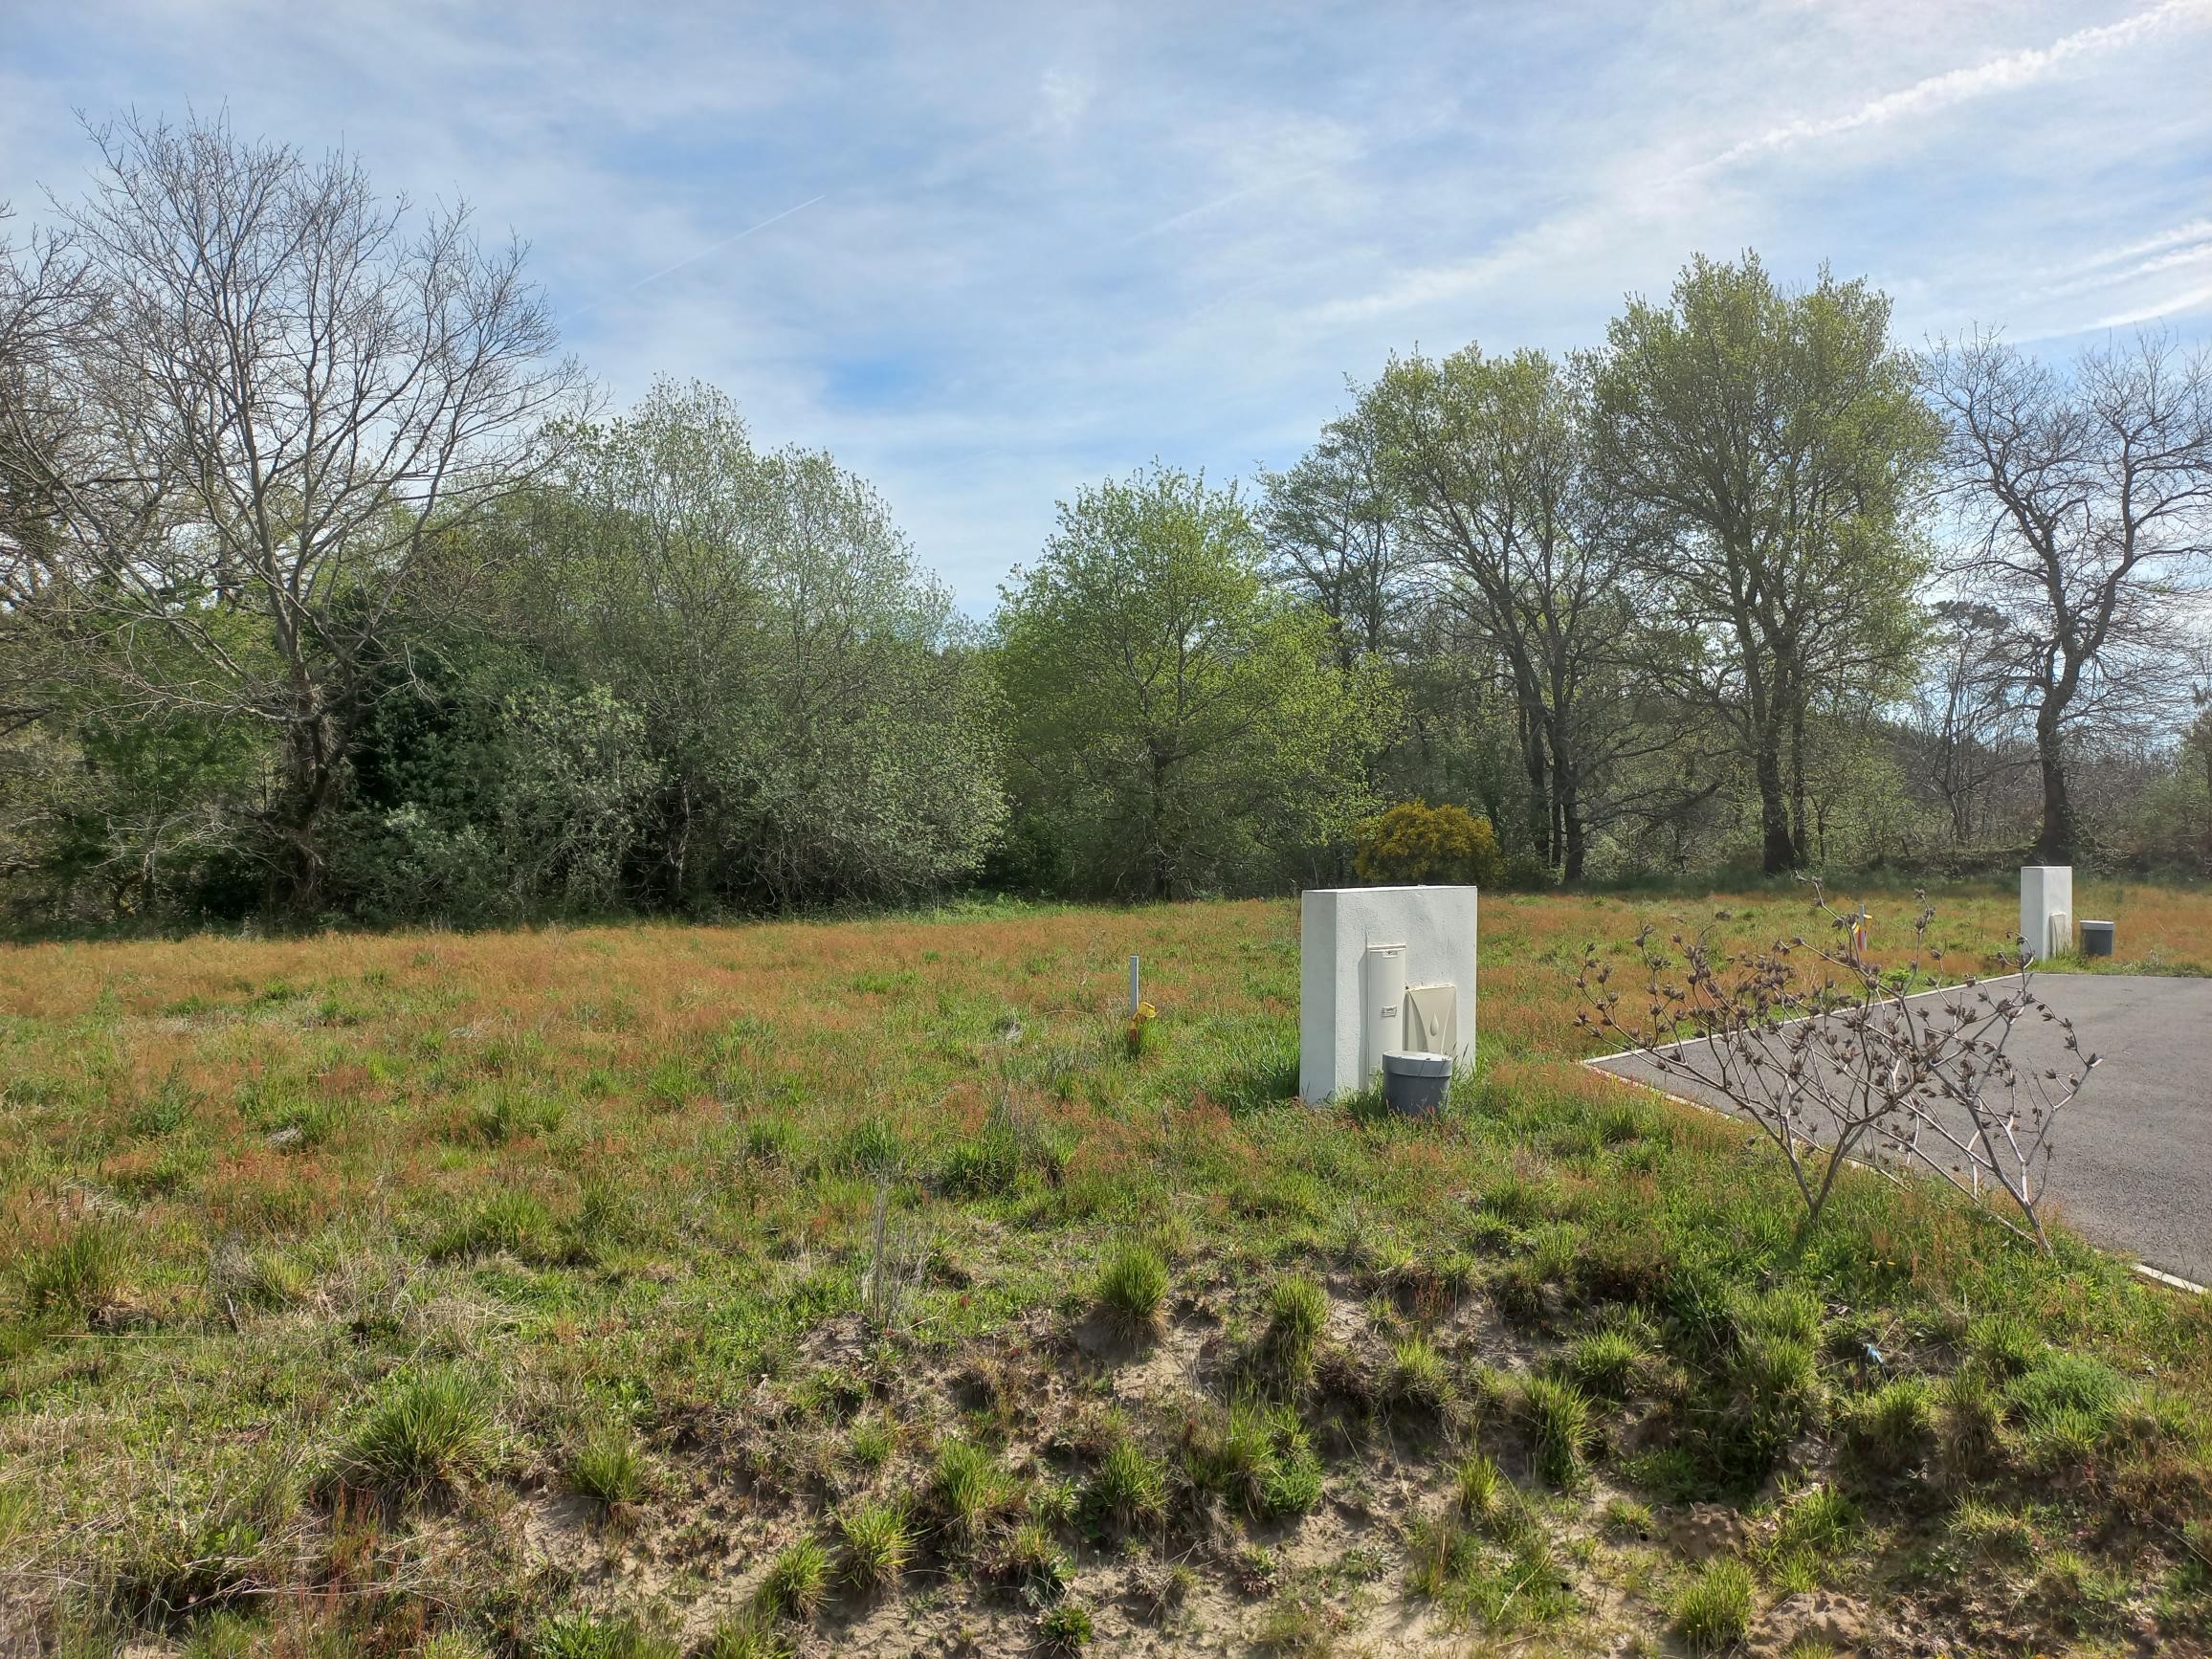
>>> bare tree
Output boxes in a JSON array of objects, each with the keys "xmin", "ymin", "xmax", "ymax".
[
  {"xmin": 1922, "ymin": 330, "xmax": 2212, "ymax": 866},
  {"xmin": 27, "ymin": 112, "xmax": 586, "ymax": 911},
  {"xmin": 1903, "ymin": 598, "xmax": 2038, "ymax": 852},
  {"xmin": 1581, "ymin": 884, "xmax": 2096, "ymax": 1250}
]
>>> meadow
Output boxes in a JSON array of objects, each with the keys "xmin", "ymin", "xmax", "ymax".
[{"xmin": 3, "ymin": 879, "xmax": 2211, "ymax": 1656}]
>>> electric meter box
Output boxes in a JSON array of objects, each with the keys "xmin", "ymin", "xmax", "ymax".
[
  {"xmin": 2021, "ymin": 866, "xmax": 2073, "ymax": 962},
  {"xmin": 1299, "ymin": 885, "xmax": 1477, "ymax": 1103}
]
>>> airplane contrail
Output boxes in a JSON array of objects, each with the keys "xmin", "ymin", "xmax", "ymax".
[{"xmin": 562, "ymin": 192, "xmax": 826, "ymax": 323}]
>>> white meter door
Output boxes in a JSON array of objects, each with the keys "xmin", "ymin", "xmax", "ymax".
[
  {"xmin": 1404, "ymin": 983, "xmax": 1457, "ymax": 1056},
  {"xmin": 1361, "ymin": 943, "xmax": 1406, "ymax": 1082}
]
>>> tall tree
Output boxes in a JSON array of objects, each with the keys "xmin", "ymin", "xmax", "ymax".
[
  {"xmin": 27, "ymin": 112, "xmax": 584, "ymax": 912},
  {"xmin": 1921, "ymin": 330, "xmax": 2212, "ymax": 865},
  {"xmin": 1592, "ymin": 254, "xmax": 1937, "ymax": 874},
  {"xmin": 995, "ymin": 465, "xmax": 1393, "ymax": 899},
  {"xmin": 1257, "ymin": 406, "xmax": 1406, "ymax": 672},
  {"xmin": 526, "ymin": 380, "xmax": 1006, "ymax": 909},
  {"xmin": 1906, "ymin": 598, "xmax": 2038, "ymax": 851},
  {"xmin": 1362, "ymin": 344, "xmax": 1643, "ymax": 879}
]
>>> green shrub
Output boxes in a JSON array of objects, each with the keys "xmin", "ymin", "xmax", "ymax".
[
  {"xmin": 338, "ymin": 1366, "xmax": 492, "ymax": 1499},
  {"xmin": 1094, "ymin": 1242, "xmax": 1169, "ymax": 1341},
  {"xmin": 1351, "ymin": 801, "xmax": 1505, "ymax": 887},
  {"xmin": 1670, "ymin": 1558, "xmax": 1754, "ymax": 1652}
]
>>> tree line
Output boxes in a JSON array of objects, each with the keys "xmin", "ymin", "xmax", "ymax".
[{"xmin": 2, "ymin": 114, "xmax": 2208, "ymax": 930}]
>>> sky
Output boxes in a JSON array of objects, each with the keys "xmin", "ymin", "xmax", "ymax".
[{"xmin": 4, "ymin": 1, "xmax": 2211, "ymax": 609}]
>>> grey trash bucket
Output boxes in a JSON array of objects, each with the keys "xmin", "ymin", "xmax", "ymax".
[
  {"xmin": 2080, "ymin": 919, "xmax": 2114, "ymax": 958},
  {"xmin": 1382, "ymin": 1050, "xmax": 1452, "ymax": 1117}
]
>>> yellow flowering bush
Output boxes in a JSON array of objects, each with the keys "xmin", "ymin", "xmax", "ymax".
[{"xmin": 1351, "ymin": 800, "xmax": 1505, "ymax": 887}]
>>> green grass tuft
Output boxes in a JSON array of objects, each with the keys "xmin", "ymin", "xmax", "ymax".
[
  {"xmin": 1670, "ymin": 1558, "xmax": 1755, "ymax": 1653},
  {"xmin": 1383, "ymin": 1335, "xmax": 1452, "ymax": 1415},
  {"xmin": 337, "ymin": 1365, "xmax": 493, "ymax": 1500},
  {"xmin": 1264, "ymin": 1272, "xmax": 1330, "ymax": 1381},
  {"xmin": 931, "ymin": 1438, "xmax": 1008, "ymax": 1541},
  {"xmin": 567, "ymin": 1418, "xmax": 650, "ymax": 1514},
  {"xmin": 1521, "ymin": 1374, "xmax": 1591, "ymax": 1488},
  {"xmin": 1562, "ymin": 1326, "xmax": 1645, "ymax": 1401},
  {"xmin": 754, "ymin": 1537, "xmax": 830, "ymax": 1622},
  {"xmin": 18, "ymin": 1223, "xmax": 124, "ymax": 1323},
  {"xmin": 1840, "ymin": 1378, "xmax": 1934, "ymax": 1475},
  {"xmin": 1094, "ymin": 1241, "xmax": 1170, "ymax": 1342},
  {"xmin": 1086, "ymin": 1439, "xmax": 1168, "ymax": 1530},
  {"xmin": 835, "ymin": 1498, "xmax": 913, "ymax": 1589},
  {"xmin": 1037, "ymin": 1599, "xmax": 1094, "ymax": 1651}
]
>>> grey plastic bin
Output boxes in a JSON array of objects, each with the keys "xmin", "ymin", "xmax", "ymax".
[
  {"xmin": 2080, "ymin": 919, "xmax": 2114, "ymax": 958},
  {"xmin": 1382, "ymin": 1050, "xmax": 1452, "ymax": 1117}
]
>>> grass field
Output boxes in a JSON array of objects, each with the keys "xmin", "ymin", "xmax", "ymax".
[{"xmin": 4, "ymin": 879, "xmax": 2211, "ymax": 1656}]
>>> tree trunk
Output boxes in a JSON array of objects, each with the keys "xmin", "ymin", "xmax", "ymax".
[
  {"xmin": 1548, "ymin": 712, "xmax": 1584, "ymax": 880},
  {"xmin": 1517, "ymin": 705, "xmax": 1551, "ymax": 867},
  {"xmin": 1755, "ymin": 723, "xmax": 1795, "ymax": 874},
  {"xmin": 1787, "ymin": 691, "xmax": 1810, "ymax": 869},
  {"xmin": 2033, "ymin": 701, "xmax": 2076, "ymax": 866}
]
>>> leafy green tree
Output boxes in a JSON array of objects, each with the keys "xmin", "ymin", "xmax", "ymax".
[
  {"xmin": 1362, "ymin": 344, "xmax": 1650, "ymax": 879},
  {"xmin": 524, "ymin": 380, "xmax": 1005, "ymax": 909},
  {"xmin": 995, "ymin": 465, "xmax": 1395, "ymax": 898},
  {"xmin": 1591, "ymin": 254, "xmax": 1937, "ymax": 874}
]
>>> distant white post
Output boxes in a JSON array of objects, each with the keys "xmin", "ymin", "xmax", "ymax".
[
  {"xmin": 1128, "ymin": 955, "xmax": 1140, "ymax": 1015},
  {"xmin": 2021, "ymin": 866, "xmax": 2073, "ymax": 962}
]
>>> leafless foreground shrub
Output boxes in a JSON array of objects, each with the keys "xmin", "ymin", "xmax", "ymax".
[{"xmin": 1578, "ymin": 882, "xmax": 2098, "ymax": 1250}]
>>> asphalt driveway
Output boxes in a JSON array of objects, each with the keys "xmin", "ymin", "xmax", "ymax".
[{"xmin": 1588, "ymin": 972, "xmax": 2212, "ymax": 1287}]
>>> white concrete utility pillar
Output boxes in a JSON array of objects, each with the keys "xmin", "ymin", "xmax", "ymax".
[
  {"xmin": 2021, "ymin": 865, "xmax": 2073, "ymax": 962},
  {"xmin": 1299, "ymin": 885, "xmax": 1477, "ymax": 1103}
]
